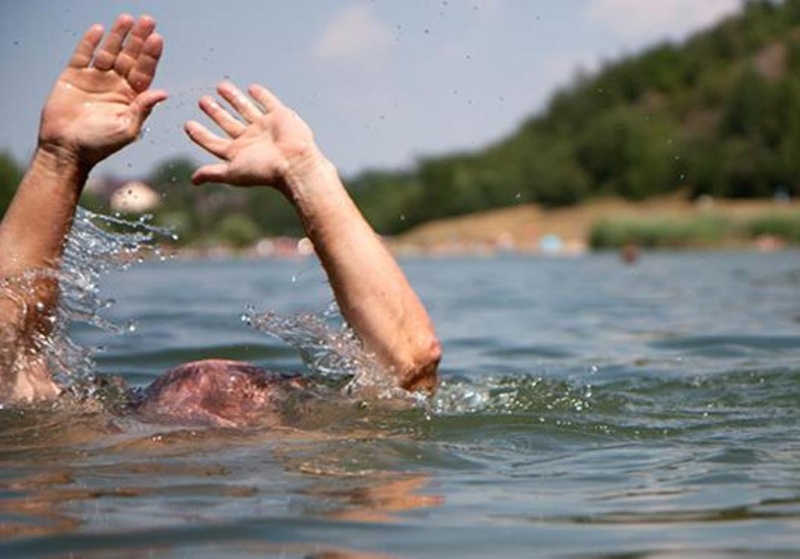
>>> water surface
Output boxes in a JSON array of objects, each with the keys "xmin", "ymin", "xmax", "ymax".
[{"xmin": 2, "ymin": 250, "xmax": 800, "ymax": 558}]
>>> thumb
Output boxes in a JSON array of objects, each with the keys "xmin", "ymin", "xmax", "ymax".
[
  {"xmin": 133, "ymin": 89, "xmax": 168, "ymax": 124},
  {"xmin": 192, "ymin": 163, "xmax": 230, "ymax": 185}
]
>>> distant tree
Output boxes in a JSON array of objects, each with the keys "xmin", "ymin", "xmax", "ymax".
[
  {"xmin": 719, "ymin": 66, "xmax": 768, "ymax": 138},
  {"xmin": 215, "ymin": 214, "xmax": 261, "ymax": 248},
  {"xmin": 348, "ymin": 169, "xmax": 422, "ymax": 233},
  {"xmin": 576, "ymin": 108, "xmax": 680, "ymax": 199}
]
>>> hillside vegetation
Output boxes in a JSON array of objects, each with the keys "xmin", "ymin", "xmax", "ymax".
[
  {"xmin": 352, "ymin": 0, "xmax": 800, "ymax": 236},
  {"xmin": 2, "ymin": 0, "xmax": 800, "ymax": 248}
]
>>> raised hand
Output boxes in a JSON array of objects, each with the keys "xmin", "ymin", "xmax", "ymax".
[
  {"xmin": 184, "ymin": 82, "xmax": 319, "ymax": 191},
  {"xmin": 184, "ymin": 81, "xmax": 441, "ymax": 394},
  {"xmin": 38, "ymin": 14, "xmax": 167, "ymax": 169},
  {"xmin": 0, "ymin": 15, "xmax": 168, "ymax": 402}
]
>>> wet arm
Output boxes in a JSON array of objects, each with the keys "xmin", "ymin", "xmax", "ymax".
[
  {"xmin": 284, "ymin": 151, "xmax": 441, "ymax": 392},
  {"xmin": 0, "ymin": 149, "xmax": 88, "ymax": 278},
  {"xmin": 0, "ymin": 15, "xmax": 166, "ymax": 402},
  {"xmin": 185, "ymin": 83, "xmax": 440, "ymax": 392},
  {"xmin": 0, "ymin": 150, "xmax": 89, "ymax": 401}
]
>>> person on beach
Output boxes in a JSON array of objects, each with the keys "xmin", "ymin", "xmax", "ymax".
[{"xmin": 0, "ymin": 15, "xmax": 440, "ymax": 425}]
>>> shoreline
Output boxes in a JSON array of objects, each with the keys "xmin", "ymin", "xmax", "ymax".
[
  {"xmin": 151, "ymin": 194, "xmax": 799, "ymax": 261},
  {"xmin": 388, "ymin": 194, "xmax": 800, "ymax": 256}
]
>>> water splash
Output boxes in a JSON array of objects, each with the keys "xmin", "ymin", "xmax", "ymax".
[
  {"xmin": 431, "ymin": 374, "xmax": 595, "ymax": 416},
  {"xmin": 242, "ymin": 303, "xmax": 406, "ymax": 399},
  {"xmin": 0, "ymin": 207, "xmax": 173, "ymax": 392}
]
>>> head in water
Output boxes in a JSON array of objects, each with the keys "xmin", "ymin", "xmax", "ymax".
[{"xmin": 130, "ymin": 359, "xmax": 309, "ymax": 428}]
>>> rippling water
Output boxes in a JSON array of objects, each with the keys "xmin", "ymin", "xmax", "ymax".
[{"xmin": 2, "ymin": 245, "xmax": 800, "ymax": 558}]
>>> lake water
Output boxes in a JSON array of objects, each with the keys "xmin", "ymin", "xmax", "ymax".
[{"xmin": 2, "ymin": 247, "xmax": 800, "ymax": 558}]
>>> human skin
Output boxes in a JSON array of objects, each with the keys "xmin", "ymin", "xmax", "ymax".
[
  {"xmin": 0, "ymin": 15, "xmax": 441, "ymax": 423},
  {"xmin": 0, "ymin": 14, "xmax": 167, "ymax": 402},
  {"xmin": 183, "ymin": 80, "xmax": 441, "ymax": 393}
]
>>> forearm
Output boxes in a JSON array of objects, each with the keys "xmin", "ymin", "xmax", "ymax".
[
  {"xmin": 0, "ymin": 147, "xmax": 88, "ymax": 277},
  {"xmin": 284, "ymin": 150, "xmax": 441, "ymax": 392},
  {"xmin": 0, "ymin": 146, "xmax": 88, "ymax": 349}
]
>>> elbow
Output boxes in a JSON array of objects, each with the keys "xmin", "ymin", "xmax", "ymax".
[{"xmin": 398, "ymin": 334, "xmax": 442, "ymax": 394}]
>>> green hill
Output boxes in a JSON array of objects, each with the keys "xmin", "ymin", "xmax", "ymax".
[
  {"xmin": 350, "ymin": 0, "xmax": 800, "ymax": 235},
  {"xmin": 4, "ymin": 1, "xmax": 800, "ymax": 248}
]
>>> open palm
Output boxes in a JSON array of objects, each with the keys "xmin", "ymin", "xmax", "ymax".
[
  {"xmin": 38, "ymin": 14, "xmax": 166, "ymax": 167},
  {"xmin": 184, "ymin": 82, "xmax": 318, "ymax": 191}
]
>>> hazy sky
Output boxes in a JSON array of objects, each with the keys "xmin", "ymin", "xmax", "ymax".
[{"xmin": 0, "ymin": 0, "xmax": 742, "ymax": 181}]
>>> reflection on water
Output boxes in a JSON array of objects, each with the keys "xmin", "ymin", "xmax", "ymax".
[
  {"xmin": 1, "ymin": 210, "xmax": 800, "ymax": 557},
  {"xmin": 0, "ymin": 399, "xmax": 443, "ymax": 558}
]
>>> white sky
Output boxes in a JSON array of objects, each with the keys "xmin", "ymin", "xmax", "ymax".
[{"xmin": 0, "ymin": 0, "xmax": 741, "ymax": 181}]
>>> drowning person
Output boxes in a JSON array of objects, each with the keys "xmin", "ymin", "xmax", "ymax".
[{"xmin": 0, "ymin": 14, "xmax": 441, "ymax": 426}]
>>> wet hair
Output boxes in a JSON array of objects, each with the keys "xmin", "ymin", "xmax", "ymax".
[{"xmin": 130, "ymin": 359, "xmax": 307, "ymax": 428}]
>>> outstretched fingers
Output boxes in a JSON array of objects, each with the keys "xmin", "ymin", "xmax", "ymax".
[
  {"xmin": 92, "ymin": 14, "xmax": 135, "ymax": 71},
  {"xmin": 198, "ymin": 95, "xmax": 247, "ymax": 138},
  {"xmin": 127, "ymin": 32, "xmax": 164, "ymax": 92},
  {"xmin": 68, "ymin": 24, "xmax": 105, "ymax": 69},
  {"xmin": 114, "ymin": 15, "xmax": 156, "ymax": 78},
  {"xmin": 217, "ymin": 82, "xmax": 263, "ymax": 123},
  {"xmin": 247, "ymin": 84, "xmax": 283, "ymax": 114},
  {"xmin": 184, "ymin": 120, "xmax": 230, "ymax": 158},
  {"xmin": 67, "ymin": 15, "xmax": 164, "ymax": 93}
]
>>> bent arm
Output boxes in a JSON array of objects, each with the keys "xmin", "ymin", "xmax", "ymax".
[
  {"xmin": 284, "ymin": 151, "xmax": 440, "ymax": 392},
  {"xmin": 185, "ymin": 83, "xmax": 440, "ymax": 392}
]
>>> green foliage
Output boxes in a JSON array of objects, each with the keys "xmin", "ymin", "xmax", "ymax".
[
  {"xmin": 576, "ymin": 108, "xmax": 681, "ymax": 199},
  {"xmin": 214, "ymin": 214, "xmax": 261, "ymax": 248},
  {"xmin": 336, "ymin": 0, "xmax": 800, "ymax": 234},
  {"xmin": 745, "ymin": 212, "xmax": 800, "ymax": 242},
  {"xmin": 10, "ymin": 0, "xmax": 800, "ymax": 244},
  {"xmin": 590, "ymin": 210, "xmax": 800, "ymax": 249},
  {"xmin": 0, "ymin": 151, "xmax": 22, "ymax": 214},
  {"xmin": 144, "ymin": 156, "xmax": 301, "ymax": 246},
  {"xmin": 589, "ymin": 215, "xmax": 730, "ymax": 249},
  {"xmin": 349, "ymin": 169, "xmax": 422, "ymax": 233}
]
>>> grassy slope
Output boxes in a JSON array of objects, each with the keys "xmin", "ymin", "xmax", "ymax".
[{"xmin": 391, "ymin": 194, "xmax": 800, "ymax": 252}]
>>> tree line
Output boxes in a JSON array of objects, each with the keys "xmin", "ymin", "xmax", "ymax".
[{"xmin": 1, "ymin": 0, "xmax": 799, "ymax": 246}]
